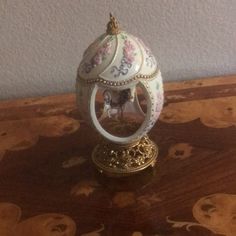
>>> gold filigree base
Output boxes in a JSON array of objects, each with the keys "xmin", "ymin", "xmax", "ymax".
[{"xmin": 92, "ymin": 136, "xmax": 158, "ymax": 177}]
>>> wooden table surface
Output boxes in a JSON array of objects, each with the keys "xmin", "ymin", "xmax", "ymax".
[{"xmin": 0, "ymin": 75, "xmax": 236, "ymax": 236}]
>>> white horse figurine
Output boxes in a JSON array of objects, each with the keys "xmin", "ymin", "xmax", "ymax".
[{"xmin": 98, "ymin": 89, "xmax": 135, "ymax": 122}]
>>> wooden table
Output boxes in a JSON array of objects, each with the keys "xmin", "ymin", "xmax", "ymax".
[{"xmin": 0, "ymin": 75, "xmax": 235, "ymax": 236}]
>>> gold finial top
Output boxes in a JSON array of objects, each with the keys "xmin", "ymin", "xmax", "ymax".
[{"xmin": 106, "ymin": 13, "xmax": 120, "ymax": 35}]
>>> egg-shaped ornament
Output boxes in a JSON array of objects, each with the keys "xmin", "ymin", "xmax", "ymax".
[{"xmin": 76, "ymin": 14, "xmax": 164, "ymax": 177}]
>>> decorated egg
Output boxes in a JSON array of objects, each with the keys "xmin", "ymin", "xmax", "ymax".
[{"xmin": 76, "ymin": 14, "xmax": 164, "ymax": 176}]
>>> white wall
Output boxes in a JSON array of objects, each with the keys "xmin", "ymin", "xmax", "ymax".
[{"xmin": 0, "ymin": 0, "xmax": 236, "ymax": 100}]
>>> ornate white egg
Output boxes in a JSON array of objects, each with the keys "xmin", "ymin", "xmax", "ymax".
[{"xmin": 76, "ymin": 14, "xmax": 164, "ymax": 145}]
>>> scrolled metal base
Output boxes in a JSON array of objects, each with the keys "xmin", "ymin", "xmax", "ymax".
[{"xmin": 92, "ymin": 136, "xmax": 158, "ymax": 177}]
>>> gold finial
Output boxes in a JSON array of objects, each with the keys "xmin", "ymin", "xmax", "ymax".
[{"xmin": 106, "ymin": 13, "xmax": 120, "ymax": 35}]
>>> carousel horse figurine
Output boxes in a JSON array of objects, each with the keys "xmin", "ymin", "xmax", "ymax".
[{"xmin": 98, "ymin": 89, "xmax": 134, "ymax": 122}]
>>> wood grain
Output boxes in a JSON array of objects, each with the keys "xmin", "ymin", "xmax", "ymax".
[{"xmin": 0, "ymin": 75, "xmax": 235, "ymax": 235}]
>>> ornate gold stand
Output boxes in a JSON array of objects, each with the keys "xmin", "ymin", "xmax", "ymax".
[{"xmin": 92, "ymin": 136, "xmax": 158, "ymax": 177}]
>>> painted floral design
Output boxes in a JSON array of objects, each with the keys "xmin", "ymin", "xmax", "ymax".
[
  {"xmin": 155, "ymin": 91, "xmax": 164, "ymax": 113},
  {"xmin": 111, "ymin": 38, "xmax": 136, "ymax": 77},
  {"xmin": 123, "ymin": 40, "xmax": 136, "ymax": 64},
  {"xmin": 83, "ymin": 34, "xmax": 105, "ymax": 58},
  {"xmin": 145, "ymin": 47, "xmax": 156, "ymax": 68},
  {"xmin": 137, "ymin": 38, "xmax": 156, "ymax": 68},
  {"xmin": 82, "ymin": 40, "xmax": 112, "ymax": 73}
]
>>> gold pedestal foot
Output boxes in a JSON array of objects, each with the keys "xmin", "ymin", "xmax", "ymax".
[{"xmin": 92, "ymin": 136, "xmax": 158, "ymax": 177}]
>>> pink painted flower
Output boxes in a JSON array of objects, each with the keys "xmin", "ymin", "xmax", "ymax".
[
  {"xmin": 92, "ymin": 54, "xmax": 102, "ymax": 66},
  {"xmin": 124, "ymin": 51, "xmax": 135, "ymax": 64},
  {"xmin": 123, "ymin": 40, "xmax": 136, "ymax": 64},
  {"xmin": 155, "ymin": 92, "xmax": 164, "ymax": 113},
  {"xmin": 102, "ymin": 42, "xmax": 112, "ymax": 54},
  {"xmin": 124, "ymin": 40, "xmax": 135, "ymax": 51},
  {"xmin": 91, "ymin": 42, "xmax": 112, "ymax": 67}
]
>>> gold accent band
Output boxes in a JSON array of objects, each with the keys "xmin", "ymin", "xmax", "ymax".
[{"xmin": 77, "ymin": 69, "xmax": 160, "ymax": 87}]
